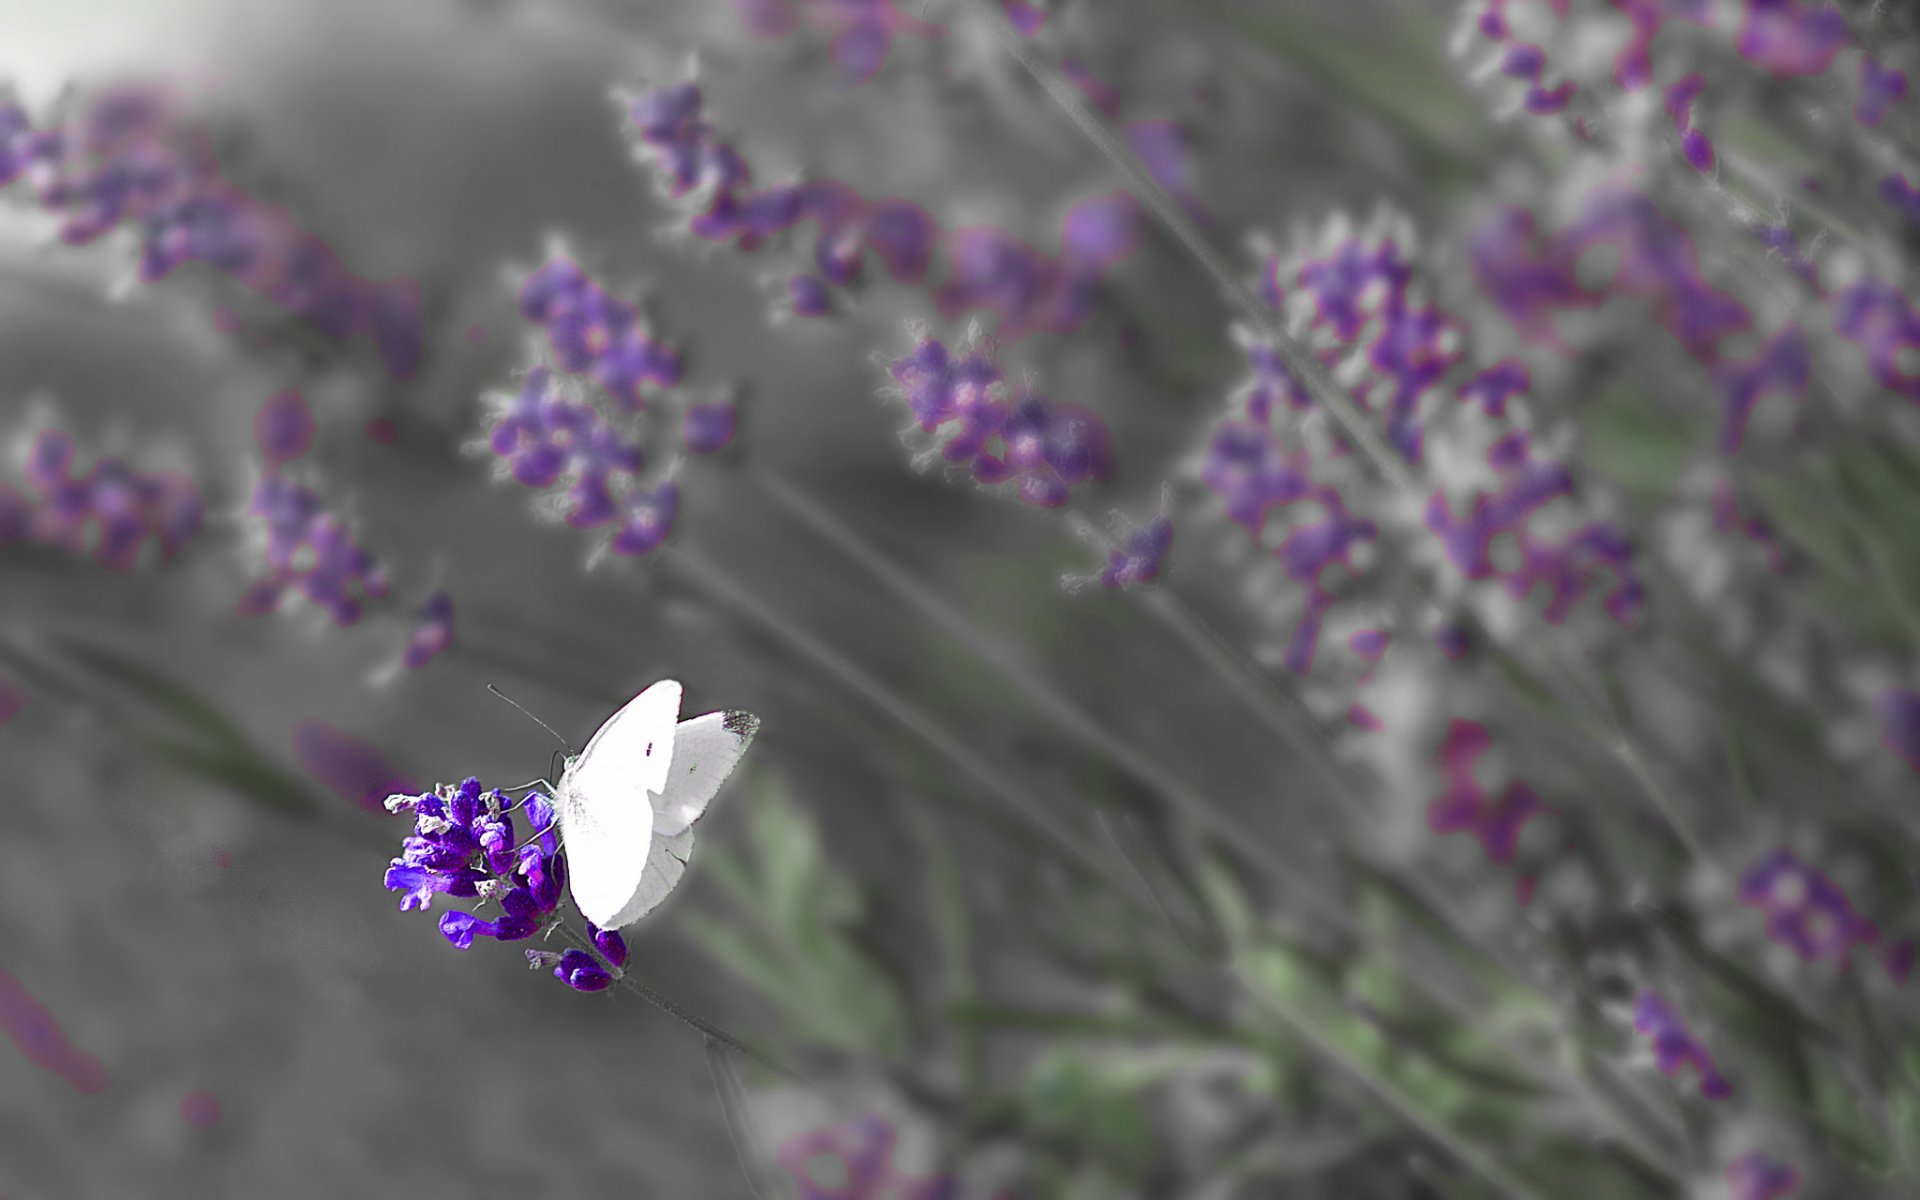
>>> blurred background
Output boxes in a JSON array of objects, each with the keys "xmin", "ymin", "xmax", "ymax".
[{"xmin": 5, "ymin": 0, "xmax": 1919, "ymax": 1198}]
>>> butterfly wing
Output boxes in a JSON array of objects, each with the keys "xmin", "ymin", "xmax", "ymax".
[
  {"xmin": 602, "ymin": 827, "xmax": 696, "ymax": 929},
  {"xmin": 651, "ymin": 708, "xmax": 762, "ymax": 839},
  {"xmin": 558, "ymin": 680, "xmax": 683, "ymax": 928},
  {"xmin": 575, "ymin": 679, "xmax": 682, "ymax": 797}
]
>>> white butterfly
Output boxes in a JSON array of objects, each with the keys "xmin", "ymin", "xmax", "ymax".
[{"xmin": 552, "ymin": 679, "xmax": 759, "ymax": 930}]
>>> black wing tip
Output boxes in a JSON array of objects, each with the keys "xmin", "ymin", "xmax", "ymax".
[{"xmin": 722, "ymin": 710, "xmax": 761, "ymax": 743}]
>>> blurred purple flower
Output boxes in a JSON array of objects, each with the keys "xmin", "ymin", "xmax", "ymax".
[
  {"xmin": 293, "ymin": 718, "xmax": 418, "ymax": 815},
  {"xmin": 1429, "ymin": 720, "xmax": 1547, "ymax": 865},
  {"xmin": 1858, "ymin": 55, "xmax": 1908, "ymax": 127},
  {"xmin": 683, "ymin": 401, "xmax": 738, "ymax": 455},
  {"xmin": 1878, "ymin": 687, "xmax": 1920, "ymax": 773},
  {"xmin": 0, "ymin": 970, "xmax": 111, "ymax": 1096},
  {"xmin": 1738, "ymin": 848, "xmax": 1882, "ymax": 967},
  {"xmin": 241, "ymin": 473, "xmax": 389, "ymax": 625},
  {"xmin": 1633, "ymin": 991, "xmax": 1731, "ymax": 1099},
  {"xmin": 1726, "ymin": 1150, "xmax": 1800, "ymax": 1198},
  {"xmin": 253, "ymin": 390, "xmax": 315, "ymax": 467},
  {"xmin": 6, "ymin": 428, "xmax": 203, "ymax": 570},
  {"xmin": 886, "ymin": 332, "xmax": 1114, "ymax": 509},
  {"xmin": 401, "ymin": 591, "xmax": 455, "ymax": 671}
]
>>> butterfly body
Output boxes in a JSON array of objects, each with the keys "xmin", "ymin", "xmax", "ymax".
[{"xmin": 553, "ymin": 679, "xmax": 759, "ymax": 929}]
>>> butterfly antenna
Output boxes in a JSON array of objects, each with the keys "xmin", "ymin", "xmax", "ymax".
[{"xmin": 487, "ymin": 684, "xmax": 573, "ymax": 753}]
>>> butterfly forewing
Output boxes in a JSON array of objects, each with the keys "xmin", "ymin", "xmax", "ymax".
[
  {"xmin": 558, "ymin": 679, "xmax": 683, "ymax": 927},
  {"xmin": 651, "ymin": 709, "xmax": 761, "ymax": 838}
]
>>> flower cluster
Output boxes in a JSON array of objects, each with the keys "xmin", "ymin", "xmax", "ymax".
[
  {"xmin": 1427, "ymin": 719, "xmax": 1550, "ymax": 876},
  {"xmin": 0, "ymin": 86, "xmax": 421, "ymax": 378},
  {"xmin": 1726, "ymin": 1151, "xmax": 1801, "ymax": 1200},
  {"xmin": 777, "ymin": 1112, "xmax": 997, "ymax": 1200},
  {"xmin": 1736, "ymin": 848, "xmax": 1884, "ymax": 968},
  {"xmin": 1197, "ymin": 209, "xmax": 1642, "ymax": 694},
  {"xmin": 621, "ymin": 79, "xmax": 1140, "ymax": 341},
  {"xmin": 483, "ymin": 364, "xmax": 683, "ymax": 557},
  {"xmin": 0, "ymin": 426, "xmax": 203, "ymax": 570},
  {"xmin": 884, "ymin": 328, "xmax": 1113, "ymax": 509},
  {"xmin": 383, "ymin": 778, "xmax": 629, "ymax": 993},
  {"xmin": 1631, "ymin": 990, "xmax": 1731, "ymax": 1099},
  {"xmin": 518, "ymin": 254, "xmax": 683, "ymax": 412},
  {"xmin": 1068, "ymin": 511, "xmax": 1173, "ymax": 592},
  {"xmin": 1458, "ymin": 0, "xmax": 1864, "ymax": 128},
  {"xmin": 238, "ymin": 470, "xmax": 390, "ymax": 625},
  {"xmin": 237, "ymin": 392, "xmax": 454, "ymax": 670},
  {"xmin": 731, "ymin": 0, "xmax": 941, "ymax": 83}
]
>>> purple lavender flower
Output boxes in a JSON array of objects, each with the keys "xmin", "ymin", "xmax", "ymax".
[
  {"xmin": 683, "ymin": 401, "xmax": 738, "ymax": 455},
  {"xmin": 885, "ymin": 332, "xmax": 1114, "ymax": 509},
  {"xmin": 1738, "ymin": 848, "xmax": 1883, "ymax": 965},
  {"xmin": 8, "ymin": 427, "xmax": 203, "ymax": 569},
  {"xmin": 609, "ymin": 481, "xmax": 681, "ymax": 557},
  {"xmin": 384, "ymin": 779, "xmax": 568, "ymax": 950},
  {"xmin": 253, "ymin": 390, "xmax": 315, "ymax": 467},
  {"xmin": 782, "ymin": 274, "xmax": 831, "ymax": 319},
  {"xmin": 1093, "ymin": 514, "xmax": 1174, "ymax": 590},
  {"xmin": 240, "ymin": 472, "xmax": 389, "ymax": 625},
  {"xmin": 1632, "ymin": 991, "xmax": 1731, "ymax": 1099},
  {"xmin": 1858, "ymin": 55, "xmax": 1908, "ymax": 127},
  {"xmin": 1735, "ymin": 0, "xmax": 1849, "ymax": 79},
  {"xmin": 777, "ymin": 1113, "xmax": 897, "ymax": 1198},
  {"xmin": 1726, "ymin": 1150, "xmax": 1800, "ymax": 1199},
  {"xmin": 401, "ymin": 591, "xmax": 455, "ymax": 671},
  {"xmin": 1428, "ymin": 720, "xmax": 1547, "ymax": 865},
  {"xmin": 1878, "ymin": 687, "xmax": 1920, "ymax": 773},
  {"xmin": 293, "ymin": 719, "xmax": 418, "ymax": 815}
]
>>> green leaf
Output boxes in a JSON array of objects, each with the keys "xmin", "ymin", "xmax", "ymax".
[
  {"xmin": 684, "ymin": 780, "xmax": 909, "ymax": 1058},
  {"xmin": 1582, "ymin": 387, "xmax": 1695, "ymax": 509}
]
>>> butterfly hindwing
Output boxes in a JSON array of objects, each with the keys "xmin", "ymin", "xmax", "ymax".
[
  {"xmin": 652, "ymin": 709, "xmax": 762, "ymax": 839},
  {"xmin": 602, "ymin": 827, "xmax": 696, "ymax": 929}
]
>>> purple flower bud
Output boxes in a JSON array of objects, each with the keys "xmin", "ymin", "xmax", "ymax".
[
  {"xmin": 587, "ymin": 921, "xmax": 630, "ymax": 970},
  {"xmin": 438, "ymin": 909, "xmax": 496, "ymax": 949},
  {"xmin": 787, "ymin": 274, "xmax": 833, "ymax": 317},
  {"xmin": 1735, "ymin": 0, "xmax": 1848, "ymax": 79},
  {"xmin": 1879, "ymin": 688, "xmax": 1920, "ymax": 772},
  {"xmin": 610, "ymin": 481, "xmax": 680, "ymax": 557},
  {"xmin": 553, "ymin": 948, "xmax": 614, "ymax": 992},
  {"xmin": 1428, "ymin": 721, "xmax": 1547, "ymax": 865},
  {"xmin": 1880, "ymin": 174, "xmax": 1920, "ymax": 227},
  {"xmin": 1097, "ymin": 515, "xmax": 1173, "ymax": 590},
  {"xmin": 254, "ymin": 390, "xmax": 315, "ymax": 466},
  {"xmin": 861, "ymin": 200, "xmax": 935, "ymax": 281},
  {"xmin": 1633, "ymin": 991, "xmax": 1730, "ymax": 1100},
  {"xmin": 402, "ymin": 591, "xmax": 455, "ymax": 670},
  {"xmin": 683, "ymin": 401, "xmax": 737, "ymax": 455},
  {"xmin": 1726, "ymin": 1151, "xmax": 1799, "ymax": 1199},
  {"xmin": 522, "ymin": 793, "xmax": 559, "ymax": 856},
  {"xmin": 1859, "ymin": 56, "xmax": 1907, "ymax": 127}
]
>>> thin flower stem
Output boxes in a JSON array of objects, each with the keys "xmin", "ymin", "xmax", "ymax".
[
  {"xmin": 557, "ymin": 921, "xmax": 808, "ymax": 1081},
  {"xmin": 744, "ymin": 465, "xmax": 1353, "ymax": 887},
  {"xmin": 1132, "ymin": 581, "xmax": 1378, "ymax": 823}
]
